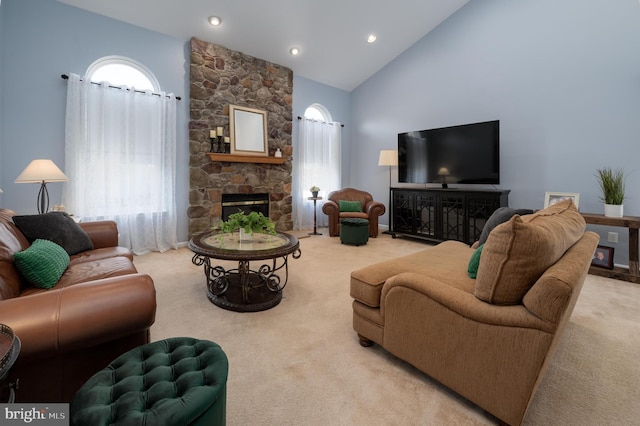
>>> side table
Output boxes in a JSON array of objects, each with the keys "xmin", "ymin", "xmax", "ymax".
[
  {"xmin": 0, "ymin": 324, "xmax": 20, "ymax": 402},
  {"xmin": 581, "ymin": 213, "xmax": 640, "ymax": 284},
  {"xmin": 308, "ymin": 196, "xmax": 323, "ymax": 236}
]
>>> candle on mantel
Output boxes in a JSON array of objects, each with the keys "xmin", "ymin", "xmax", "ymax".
[
  {"xmin": 217, "ymin": 127, "xmax": 223, "ymax": 135},
  {"xmin": 224, "ymin": 137, "xmax": 230, "ymax": 143},
  {"xmin": 210, "ymin": 130, "xmax": 216, "ymax": 138}
]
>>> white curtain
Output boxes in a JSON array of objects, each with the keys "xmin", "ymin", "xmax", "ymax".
[
  {"xmin": 293, "ymin": 118, "xmax": 341, "ymax": 230},
  {"xmin": 63, "ymin": 73, "xmax": 178, "ymax": 254}
]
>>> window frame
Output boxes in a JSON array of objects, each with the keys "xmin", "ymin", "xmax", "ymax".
[
  {"xmin": 304, "ymin": 103, "xmax": 332, "ymax": 123},
  {"xmin": 86, "ymin": 55, "xmax": 160, "ymax": 92}
]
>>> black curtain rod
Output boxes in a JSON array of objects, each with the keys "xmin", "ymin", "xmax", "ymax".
[
  {"xmin": 297, "ymin": 116, "xmax": 344, "ymax": 127},
  {"xmin": 61, "ymin": 74, "xmax": 181, "ymax": 100}
]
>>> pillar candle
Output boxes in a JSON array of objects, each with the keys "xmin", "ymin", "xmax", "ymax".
[
  {"xmin": 210, "ymin": 130, "xmax": 216, "ymax": 138},
  {"xmin": 217, "ymin": 127, "xmax": 223, "ymax": 135},
  {"xmin": 224, "ymin": 137, "xmax": 230, "ymax": 143}
]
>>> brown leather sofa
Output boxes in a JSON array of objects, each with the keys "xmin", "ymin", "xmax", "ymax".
[
  {"xmin": 0, "ymin": 209, "xmax": 156, "ymax": 403},
  {"xmin": 350, "ymin": 200, "xmax": 598, "ymax": 425},
  {"xmin": 321, "ymin": 187, "xmax": 386, "ymax": 237}
]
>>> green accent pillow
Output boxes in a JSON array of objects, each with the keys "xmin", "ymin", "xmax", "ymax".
[
  {"xmin": 467, "ymin": 244, "xmax": 484, "ymax": 279},
  {"xmin": 339, "ymin": 200, "xmax": 362, "ymax": 212},
  {"xmin": 13, "ymin": 239, "xmax": 70, "ymax": 289}
]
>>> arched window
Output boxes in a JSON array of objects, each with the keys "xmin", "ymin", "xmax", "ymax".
[
  {"xmin": 304, "ymin": 104, "xmax": 332, "ymax": 122},
  {"xmin": 86, "ymin": 56, "xmax": 159, "ymax": 91},
  {"xmin": 64, "ymin": 56, "xmax": 177, "ymax": 254}
]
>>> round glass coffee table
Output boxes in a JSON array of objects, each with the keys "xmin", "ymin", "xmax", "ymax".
[{"xmin": 189, "ymin": 231, "xmax": 301, "ymax": 312}]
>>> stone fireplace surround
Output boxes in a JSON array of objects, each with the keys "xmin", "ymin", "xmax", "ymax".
[{"xmin": 188, "ymin": 38, "xmax": 293, "ymax": 237}]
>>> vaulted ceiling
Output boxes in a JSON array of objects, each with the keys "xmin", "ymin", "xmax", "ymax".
[{"xmin": 57, "ymin": 0, "xmax": 469, "ymax": 92}]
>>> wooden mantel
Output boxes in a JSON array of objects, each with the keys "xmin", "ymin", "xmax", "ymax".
[{"xmin": 206, "ymin": 153, "xmax": 286, "ymax": 165}]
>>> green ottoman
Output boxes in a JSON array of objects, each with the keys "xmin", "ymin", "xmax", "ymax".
[
  {"xmin": 340, "ymin": 218, "xmax": 369, "ymax": 246},
  {"xmin": 71, "ymin": 337, "xmax": 228, "ymax": 426}
]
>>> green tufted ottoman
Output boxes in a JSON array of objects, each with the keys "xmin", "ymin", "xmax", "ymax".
[
  {"xmin": 340, "ymin": 218, "xmax": 369, "ymax": 246},
  {"xmin": 70, "ymin": 337, "xmax": 228, "ymax": 426}
]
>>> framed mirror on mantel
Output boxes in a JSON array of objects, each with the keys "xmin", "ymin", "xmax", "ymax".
[{"xmin": 230, "ymin": 105, "xmax": 268, "ymax": 156}]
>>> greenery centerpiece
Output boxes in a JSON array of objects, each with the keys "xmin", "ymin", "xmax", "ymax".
[
  {"xmin": 310, "ymin": 186, "xmax": 320, "ymax": 198},
  {"xmin": 596, "ymin": 167, "xmax": 626, "ymax": 217},
  {"xmin": 219, "ymin": 210, "xmax": 276, "ymax": 241}
]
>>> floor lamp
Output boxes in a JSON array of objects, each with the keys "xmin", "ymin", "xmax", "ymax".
[
  {"xmin": 15, "ymin": 159, "xmax": 69, "ymax": 214},
  {"xmin": 378, "ymin": 150, "xmax": 398, "ymax": 235}
]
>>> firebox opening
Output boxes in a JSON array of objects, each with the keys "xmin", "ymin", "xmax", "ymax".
[{"xmin": 221, "ymin": 193, "xmax": 270, "ymax": 220}]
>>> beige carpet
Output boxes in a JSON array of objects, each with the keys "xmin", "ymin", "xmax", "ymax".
[{"xmin": 134, "ymin": 230, "xmax": 640, "ymax": 426}]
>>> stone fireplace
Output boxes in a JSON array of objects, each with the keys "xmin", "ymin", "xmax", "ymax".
[{"xmin": 187, "ymin": 38, "xmax": 293, "ymax": 237}]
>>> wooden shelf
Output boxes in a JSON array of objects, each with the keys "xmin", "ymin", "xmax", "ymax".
[
  {"xmin": 588, "ymin": 265, "xmax": 640, "ymax": 284},
  {"xmin": 206, "ymin": 153, "xmax": 286, "ymax": 164},
  {"xmin": 581, "ymin": 212, "xmax": 640, "ymax": 284},
  {"xmin": 580, "ymin": 213, "xmax": 640, "ymax": 229}
]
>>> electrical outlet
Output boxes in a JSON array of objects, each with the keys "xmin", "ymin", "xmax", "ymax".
[{"xmin": 608, "ymin": 232, "xmax": 619, "ymax": 243}]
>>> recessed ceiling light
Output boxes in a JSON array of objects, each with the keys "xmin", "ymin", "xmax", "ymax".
[
  {"xmin": 367, "ymin": 34, "xmax": 377, "ymax": 43},
  {"xmin": 208, "ymin": 16, "xmax": 222, "ymax": 26},
  {"xmin": 289, "ymin": 47, "xmax": 301, "ymax": 56}
]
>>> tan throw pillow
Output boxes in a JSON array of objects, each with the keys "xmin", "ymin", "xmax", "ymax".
[{"xmin": 474, "ymin": 199, "xmax": 585, "ymax": 305}]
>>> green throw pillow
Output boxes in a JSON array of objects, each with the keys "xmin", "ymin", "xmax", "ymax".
[
  {"xmin": 13, "ymin": 239, "xmax": 70, "ymax": 289},
  {"xmin": 467, "ymin": 244, "xmax": 484, "ymax": 279},
  {"xmin": 339, "ymin": 200, "xmax": 362, "ymax": 212}
]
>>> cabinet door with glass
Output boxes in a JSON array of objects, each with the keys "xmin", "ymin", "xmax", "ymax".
[{"xmin": 391, "ymin": 188, "xmax": 509, "ymax": 244}]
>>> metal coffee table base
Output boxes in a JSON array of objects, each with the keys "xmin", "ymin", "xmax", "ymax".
[
  {"xmin": 208, "ymin": 274, "xmax": 283, "ymax": 312},
  {"xmin": 192, "ymin": 255, "xmax": 296, "ymax": 312}
]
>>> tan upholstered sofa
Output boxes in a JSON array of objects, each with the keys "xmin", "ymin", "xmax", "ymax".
[
  {"xmin": 350, "ymin": 200, "xmax": 598, "ymax": 426},
  {"xmin": 321, "ymin": 187, "xmax": 386, "ymax": 237},
  {"xmin": 0, "ymin": 209, "xmax": 156, "ymax": 403}
]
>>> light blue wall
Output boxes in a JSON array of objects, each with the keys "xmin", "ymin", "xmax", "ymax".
[
  {"xmin": 0, "ymin": 0, "xmax": 189, "ymax": 240},
  {"xmin": 293, "ymin": 75, "xmax": 351, "ymax": 187},
  {"xmin": 351, "ymin": 0, "xmax": 640, "ymax": 264}
]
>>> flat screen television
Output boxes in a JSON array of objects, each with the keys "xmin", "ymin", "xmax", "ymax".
[{"xmin": 398, "ymin": 120, "xmax": 500, "ymax": 187}]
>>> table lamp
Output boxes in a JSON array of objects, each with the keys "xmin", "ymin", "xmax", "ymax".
[
  {"xmin": 378, "ymin": 150, "xmax": 398, "ymax": 234},
  {"xmin": 15, "ymin": 159, "xmax": 68, "ymax": 214},
  {"xmin": 438, "ymin": 167, "xmax": 450, "ymax": 189}
]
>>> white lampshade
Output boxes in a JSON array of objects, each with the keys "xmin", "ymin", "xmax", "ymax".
[
  {"xmin": 378, "ymin": 150, "xmax": 398, "ymax": 167},
  {"xmin": 15, "ymin": 159, "xmax": 68, "ymax": 214},
  {"xmin": 15, "ymin": 159, "xmax": 68, "ymax": 183},
  {"xmin": 438, "ymin": 167, "xmax": 450, "ymax": 176}
]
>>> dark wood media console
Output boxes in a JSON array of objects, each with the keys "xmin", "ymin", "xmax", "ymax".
[{"xmin": 390, "ymin": 188, "xmax": 510, "ymax": 245}]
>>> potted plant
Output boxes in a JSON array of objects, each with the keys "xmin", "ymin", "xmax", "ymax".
[
  {"xmin": 219, "ymin": 210, "xmax": 276, "ymax": 241},
  {"xmin": 596, "ymin": 167, "xmax": 626, "ymax": 217},
  {"xmin": 310, "ymin": 186, "xmax": 320, "ymax": 198}
]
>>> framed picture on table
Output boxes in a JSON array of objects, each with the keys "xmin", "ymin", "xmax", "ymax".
[
  {"xmin": 544, "ymin": 192, "xmax": 580, "ymax": 209},
  {"xmin": 592, "ymin": 245, "xmax": 614, "ymax": 269}
]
